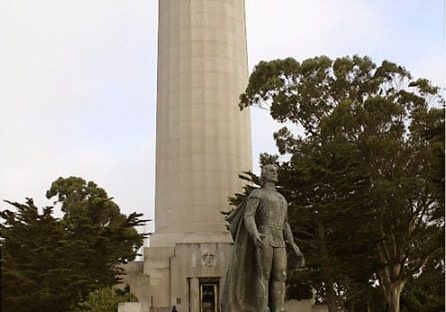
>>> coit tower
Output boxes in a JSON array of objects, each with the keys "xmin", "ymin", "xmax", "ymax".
[
  {"xmin": 152, "ymin": 0, "xmax": 251, "ymax": 246},
  {"xmin": 122, "ymin": 1, "xmax": 251, "ymax": 310}
]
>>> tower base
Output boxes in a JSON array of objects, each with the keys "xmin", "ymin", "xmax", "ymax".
[{"xmin": 121, "ymin": 238, "xmax": 232, "ymax": 312}]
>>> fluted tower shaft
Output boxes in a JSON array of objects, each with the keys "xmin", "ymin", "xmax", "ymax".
[{"xmin": 155, "ymin": 0, "xmax": 251, "ymax": 237}]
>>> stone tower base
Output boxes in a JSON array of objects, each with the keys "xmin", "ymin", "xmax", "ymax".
[{"xmin": 121, "ymin": 240, "xmax": 232, "ymax": 312}]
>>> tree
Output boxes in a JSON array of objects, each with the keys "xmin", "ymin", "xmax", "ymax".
[
  {"xmin": 239, "ymin": 55, "xmax": 444, "ymax": 312},
  {"xmin": 1, "ymin": 177, "xmax": 147, "ymax": 312},
  {"xmin": 46, "ymin": 177, "xmax": 146, "ymax": 288},
  {"xmin": 400, "ymin": 259, "xmax": 445, "ymax": 312},
  {"xmin": 279, "ymin": 137, "xmax": 379, "ymax": 310},
  {"xmin": 1, "ymin": 199, "xmax": 70, "ymax": 312}
]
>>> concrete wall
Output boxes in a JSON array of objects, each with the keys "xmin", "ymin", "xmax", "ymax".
[
  {"xmin": 285, "ymin": 300, "xmax": 328, "ymax": 312},
  {"xmin": 119, "ymin": 261, "xmax": 151, "ymax": 312},
  {"xmin": 144, "ymin": 247, "xmax": 175, "ymax": 309},
  {"xmin": 134, "ymin": 242, "xmax": 232, "ymax": 312},
  {"xmin": 285, "ymin": 299, "xmax": 313, "ymax": 312},
  {"xmin": 118, "ymin": 302, "xmax": 142, "ymax": 312},
  {"xmin": 312, "ymin": 304, "xmax": 329, "ymax": 312},
  {"xmin": 169, "ymin": 242, "xmax": 232, "ymax": 312},
  {"xmin": 155, "ymin": 0, "xmax": 252, "ymax": 238}
]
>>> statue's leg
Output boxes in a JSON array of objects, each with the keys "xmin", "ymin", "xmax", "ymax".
[
  {"xmin": 271, "ymin": 247, "xmax": 287, "ymax": 312},
  {"xmin": 256, "ymin": 245, "xmax": 273, "ymax": 312}
]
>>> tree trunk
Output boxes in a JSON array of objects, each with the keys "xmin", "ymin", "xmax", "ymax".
[
  {"xmin": 326, "ymin": 283, "xmax": 338, "ymax": 312},
  {"xmin": 317, "ymin": 221, "xmax": 339, "ymax": 312},
  {"xmin": 386, "ymin": 282, "xmax": 404, "ymax": 312},
  {"xmin": 346, "ymin": 299, "xmax": 355, "ymax": 312}
]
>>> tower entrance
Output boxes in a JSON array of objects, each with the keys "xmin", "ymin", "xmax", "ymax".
[{"xmin": 199, "ymin": 279, "xmax": 219, "ymax": 312}]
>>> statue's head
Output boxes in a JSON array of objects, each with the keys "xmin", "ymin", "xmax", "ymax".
[{"xmin": 260, "ymin": 164, "xmax": 278, "ymax": 185}]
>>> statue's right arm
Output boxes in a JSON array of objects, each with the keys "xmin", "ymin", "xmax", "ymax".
[
  {"xmin": 244, "ymin": 197, "xmax": 259, "ymax": 238},
  {"xmin": 244, "ymin": 196, "xmax": 264, "ymax": 248}
]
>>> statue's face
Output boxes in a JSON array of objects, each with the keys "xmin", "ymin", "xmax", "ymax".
[{"xmin": 262, "ymin": 165, "xmax": 278, "ymax": 183}]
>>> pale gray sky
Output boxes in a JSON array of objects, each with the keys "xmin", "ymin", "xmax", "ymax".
[{"xmin": 0, "ymin": 0, "xmax": 444, "ymax": 231}]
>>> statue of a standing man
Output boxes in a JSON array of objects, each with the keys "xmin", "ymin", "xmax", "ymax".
[{"xmin": 222, "ymin": 164, "xmax": 305, "ymax": 312}]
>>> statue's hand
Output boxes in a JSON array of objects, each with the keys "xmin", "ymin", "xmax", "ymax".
[
  {"xmin": 296, "ymin": 254, "xmax": 305, "ymax": 268},
  {"xmin": 292, "ymin": 243, "xmax": 305, "ymax": 267},
  {"xmin": 253, "ymin": 234, "xmax": 265, "ymax": 249}
]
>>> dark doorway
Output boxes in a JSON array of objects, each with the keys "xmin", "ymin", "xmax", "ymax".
[{"xmin": 199, "ymin": 279, "xmax": 219, "ymax": 312}]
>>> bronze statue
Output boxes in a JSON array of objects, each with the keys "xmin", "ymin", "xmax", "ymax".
[{"xmin": 222, "ymin": 164, "xmax": 305, "ymax": 312}]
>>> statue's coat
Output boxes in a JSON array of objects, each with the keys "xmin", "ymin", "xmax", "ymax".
[{"xmin": 221, "ymin": 198, "xmax": 259, "ymax": 312}]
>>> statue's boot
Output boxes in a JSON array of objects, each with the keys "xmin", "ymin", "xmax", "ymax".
[
  {"xmin": 257, "ymin": 283, "xmax": 270, "ymax": 312},
  {"xmin": 271, "ymin": 280, "xmax": 286, "ymax": 312}
]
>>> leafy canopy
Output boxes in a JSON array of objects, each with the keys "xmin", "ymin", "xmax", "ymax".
[{"xmin": 239, "ymin": 55, "xmax": 444, "ymax": 311}]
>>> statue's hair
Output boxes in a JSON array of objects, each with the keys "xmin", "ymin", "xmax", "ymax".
[{"xmin": 259, "ymin": 164, "xmax": 278, "ymax": 186}]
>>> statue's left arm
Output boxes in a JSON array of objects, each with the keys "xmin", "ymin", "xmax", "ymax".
[
  {"xmin": 284, "ymin": 222, "xmax": 302, "ymax": 253},
  {"xmin": 284, "ymin": 211, "xmax": 305, "ymax": 267}
]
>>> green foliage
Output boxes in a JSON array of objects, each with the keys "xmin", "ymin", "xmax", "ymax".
[
  {"xmin": 72, "ymin": 286, "xmax": 137, "ymax": 312},
  {"xmin": 240, "ymin": 55, "xmax": 445, "ymax": 311},
  {"xmin": 1, "ymin": 199, "xmax": 71, "ymax": 312},
  {"xmin": 400, "ymin": 260, "xmax": 445, "ymax": 312},
  {"xmin": 227, "ymin": 171, "xmax": 261, "ymax": 208},
  {"xmin": 46, "ymin": 177, "xmax": 146, "ymax": 286},
  {"xmin": 1, "ymin": 177, "xmax": 147, "ymax": 312}
]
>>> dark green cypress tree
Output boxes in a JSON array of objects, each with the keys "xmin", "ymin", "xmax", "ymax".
[{"xmin": 1, "ymin": 178, "xmax": 147, "ymax": 312}]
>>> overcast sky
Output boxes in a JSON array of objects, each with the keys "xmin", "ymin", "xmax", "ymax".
[{"xmin": 0, "ymin": 0, "xmax": 444, "ymax": 231}]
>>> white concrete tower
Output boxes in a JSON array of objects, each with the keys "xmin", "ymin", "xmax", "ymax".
[
  {"xmin": 152, "ymin": 0, "xmax": 251, "ymax": 246},
  {"xmin": 121, "ymin": 2, "xmax": 251, "ymax": 310}
]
